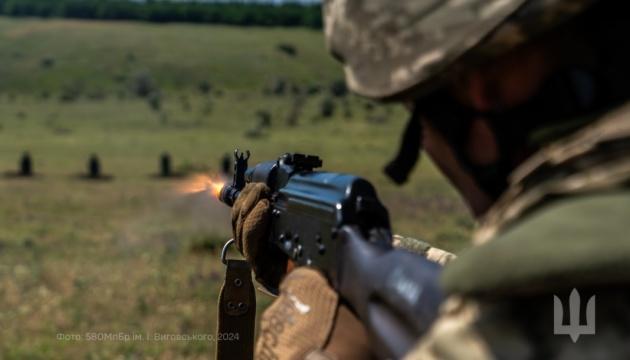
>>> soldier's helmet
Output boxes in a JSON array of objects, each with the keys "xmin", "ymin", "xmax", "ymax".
[{"xmin": 324, "ymin": 0, "xmax": 595, "ymax": 100}]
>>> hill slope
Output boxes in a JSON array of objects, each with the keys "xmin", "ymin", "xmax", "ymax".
[
  {"xmin": 0, "ymin": 17, "xmax": 471, "ymax": 359},
  {"xmin": 0, "ymin": 17, "xmax": 340, "ymax": 94}
]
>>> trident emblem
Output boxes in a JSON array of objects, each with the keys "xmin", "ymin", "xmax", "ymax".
[{"xmin": 553, "ymin": 288, "xmax": 596, "ymax": 342}]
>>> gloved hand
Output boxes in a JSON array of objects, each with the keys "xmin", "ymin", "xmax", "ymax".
[
  {"xmin": 256, "ymin": 267, "xmax": 374, "ymax": 360},
  {"xmin": 231, "ymin": 183, "xmax": 287, "ymax": 291},
  {"xmin": 233, "ymin": 186, "xmax": 374, "ymax": 359}
]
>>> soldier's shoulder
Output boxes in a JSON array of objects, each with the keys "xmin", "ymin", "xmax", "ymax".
[
  {"xmin": 475, "ymin": 101, "xmax": 630, "ymax": 244},
  {"xmin": 405, "ymin": 290, "xmax": 630, "ymax": 359},
  {"xmin": 442, "ymin": 188, "xmax": 630, "ymax": 296}
]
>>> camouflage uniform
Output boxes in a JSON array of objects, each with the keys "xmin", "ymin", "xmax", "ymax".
[
  {"xmin": 323, "ymin": 0, "xmax": 630, "ymax": 358},
  {"xmin": 245, "ymin": 1, "xmax": 630, "ymax": 359},
  {"xmin": 406, "ymin": 101, "xmax": 630, "ymax": 359},
  {"xmin": 393, "ymin": 235, "xmax": 456, "ymax": 266}
]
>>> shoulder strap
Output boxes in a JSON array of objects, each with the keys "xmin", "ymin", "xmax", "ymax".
[{"xmin": 216, "ymin": 259, "xmax": 256, "ymax": 360}]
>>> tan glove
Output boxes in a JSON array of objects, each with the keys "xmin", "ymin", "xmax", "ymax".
[
  {"xmin": 232, "ymin": 183, "xmax": 287, "ymax": 291},
  {"xmin": 256, "ymin": 267, "xmax": 375, "ymax": 360}
]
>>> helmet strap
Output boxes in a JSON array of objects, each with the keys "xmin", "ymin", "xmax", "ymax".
[{"xmin": 383, "ymin": 106, "xmax": 423, "ymax": 185}]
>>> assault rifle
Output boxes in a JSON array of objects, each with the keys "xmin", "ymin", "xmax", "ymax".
[{"xmin": 218, "ymin": 151, "xmax": 443, "ymax": 359}]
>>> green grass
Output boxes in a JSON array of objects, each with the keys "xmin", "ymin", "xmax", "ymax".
[
  {"xmin": 0, "ymin": 17, "xmax": 472, "ymax": 358},
  {"xmin": 0, "ymin": 17, "xmax": 340, "ymax": 94}
]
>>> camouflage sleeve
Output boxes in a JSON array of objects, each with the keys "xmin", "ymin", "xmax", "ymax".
[
  {"xmin": 392, "ymin": 234, "xmax": 457, "ymax": 266},
  {"xmin": 405, "ymin": 291, "xmax": 630, "ymax": 360}
]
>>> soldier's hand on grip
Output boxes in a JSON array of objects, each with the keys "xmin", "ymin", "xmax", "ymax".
[{"xmin": 231, "ymin": 183, "xmax": 286, "ymax": 291}]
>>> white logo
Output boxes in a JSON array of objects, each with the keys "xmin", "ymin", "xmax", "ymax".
[
  {"xmin": 553, "ymin": 288, "xmax": 595, "ymax": 342},
  {"xmin": 288, "ymin": 294, "xmax": 311, "ymax": 314}
]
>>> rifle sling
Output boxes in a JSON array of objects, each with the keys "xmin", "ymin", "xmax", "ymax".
[{"xmin": 216, "ymin": 259, "xmax": 256, "ymax": 360}]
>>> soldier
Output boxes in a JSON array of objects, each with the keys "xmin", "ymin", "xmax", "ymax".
[{"xmin": 231, "ymin": 0, "xmax": 630, "ymax": 358}]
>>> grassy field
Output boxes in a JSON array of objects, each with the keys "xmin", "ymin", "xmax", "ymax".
[{"xmin": 0, "ymin": 17, "xmax": 472, "ymax": 359}]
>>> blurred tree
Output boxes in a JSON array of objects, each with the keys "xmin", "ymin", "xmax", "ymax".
[
  {"xmin": 0, "ymin": 0, "xmax": 322, "ymax": 28},
  {"xmin": 198, "ymin": 80, "xmax": 212, "ymax": 95},
  {"xmin": 277, "ymin": 43, "xmax": 297, "ymax": 57},
  {"xmin": 330, "ymin": 79, "xmax": 348, "ymax": 98},
  {"xmin": 320, "ymin": 97, "xmax": 335, "ymax": 118}
]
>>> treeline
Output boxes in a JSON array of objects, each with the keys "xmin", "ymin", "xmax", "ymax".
[{"xmin": 0, "ymin": 0, "xmax": 323, "ymax": 28}]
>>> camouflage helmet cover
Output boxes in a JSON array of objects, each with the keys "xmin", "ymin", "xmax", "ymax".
[{"xmin": 324, "ymin": 0, "xmax": 595, "ymax": 100}]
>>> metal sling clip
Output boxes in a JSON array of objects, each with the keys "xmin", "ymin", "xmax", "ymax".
[{"xmin": 221, "ymin": 238, "xmax": 236, "ymax": 265}]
